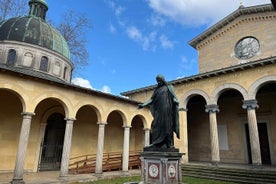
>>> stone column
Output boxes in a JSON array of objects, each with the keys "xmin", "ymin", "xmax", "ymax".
[
  {"xmin": 205, "ymin": 104, "xmax": 220, "ymax": 164},
  {"xmin": 59, "ymin": 118, "xmax": 75, "ymax": 180},
  {"xmin": 179, "ymin": 108, "xmax": 188, "ymax": 163},
  {"xmin": 242, "ymin": 100, "xmax": 261, "ymax": 165},
  {"xmin": 122, "ymin": 126, "xmax": 131, "ymax": 172},
  {"xmin": 11, "ymin": 112, "xmax": 35, "ymax": 184},
  {"xmin": 144, "ymin": 128, "xmax": 150, "ymax": 147},
  {"xmin": 95, "ymin": 122, "xmax": 107, "ymax": 174}
]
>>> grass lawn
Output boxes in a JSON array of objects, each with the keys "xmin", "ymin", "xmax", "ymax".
[{"xmin": 72, "ymin": 175, "xmax": 236, "ymax": 184}]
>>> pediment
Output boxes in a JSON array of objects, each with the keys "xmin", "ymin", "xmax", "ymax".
[{"xmin": 189, "ymin": 4, "xmax": 274, "ymax": 50}]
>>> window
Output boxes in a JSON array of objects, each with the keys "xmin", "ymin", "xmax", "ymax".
[
  {"xmin": 7, "ymin": 49, "xmax": 16, "ymax": 66},
  {"xmin": 63, "ymin": 67, "xmax": 67, "ymax": 79},
  {"xmin": 40, "ymin": 56, "xmax": 48, "ymax": 71}
]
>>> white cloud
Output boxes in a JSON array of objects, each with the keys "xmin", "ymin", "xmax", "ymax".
[
  {"xmin": 101, "ymin": 85, "xmax": 111, "ymax": 93},
  {"xmin": 178, "ymin": 56, "xmax": 198, "ymax": 77},
  {"xmin": 147, "ymin": 0, "xmax": 271, "ymax": 27},
  {"xmin": 72, "ymin": 77, "xmax": 93, "ymax": 89},
  {"xmin": 149, "ymin": 15, "xmax": 166, "ymax": 26},
  {"xmin": 109, "ymin": 23, "xmax": 116, "ymax": 34},
  {"xmin": 72, "ymin": 77, "xmax": 112, "ymax": 94},
  {"xmin": 127, "ymin": 26, "xmax": 143, "ymax": 42},
  {"xmin": 159, "ymin": 35, "xmax": 174, "ymax": 49}
]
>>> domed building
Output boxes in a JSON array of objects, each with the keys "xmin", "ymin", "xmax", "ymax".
[{"xmin": 0, "ymin": 0, "xmax": 72, "ymax": 83}]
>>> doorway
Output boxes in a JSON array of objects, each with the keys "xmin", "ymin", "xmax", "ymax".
[
  {"xmin": 245, "ymin": 122, "xmax": 271, "ymax": 165},
  {"xmin": 39, "ymin": 113, "xmax": 66, "ymax": 171}
]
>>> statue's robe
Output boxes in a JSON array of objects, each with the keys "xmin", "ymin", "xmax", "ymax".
[{"xmin": 150, "ymin": 84, "xmax": 179, "ymax": 147}]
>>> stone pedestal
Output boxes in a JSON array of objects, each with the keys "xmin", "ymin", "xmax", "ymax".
[{"xmin": 140, "ymin": 149, "xmax": 184, "ymax": 184}]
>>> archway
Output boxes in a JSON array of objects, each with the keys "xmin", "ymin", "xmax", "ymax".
[
  {"xmin": 217, "ymin": 89, "xmax": 245, "ymax": 163},
  {"xmin": 39, "ymin": 113, "xmax": 66, "ymax": 171},
  {"xmin": 105, "ymin": 111, "xmax": 124, "ymax": 153},
  {"xmin": 187, "ymin": 95, "xmax": 209, "ymax": 162},
  {"xmin": 130, "ymin": 115, "xmax": 144, "ymax": 152},
  {"xmin": 251, "ymin": 82, "xmax": 276, "ymax": 165},
  {"xmin": 0, "ymin": 89, "xmax": 23, "ymax": 171}
]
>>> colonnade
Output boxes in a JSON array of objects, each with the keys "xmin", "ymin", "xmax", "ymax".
[
  {"xmin": 10, "ymin": 98, "xmax": 262, "ymax": 183},
  {"xmin": 10, "ymin": 114, "xmax": 151, "ymax": 183}
]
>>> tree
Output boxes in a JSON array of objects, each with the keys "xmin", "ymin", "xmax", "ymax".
[
  {"xmin": 56, "ymin": 10, "xmax": 91, "ymax": 69},
  {"xmin": 0, "ymin": 0, "xmax": 28, "ymax": 22}
]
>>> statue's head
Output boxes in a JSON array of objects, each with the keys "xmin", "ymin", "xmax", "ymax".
[{"xmin": 156, "ymin": 74, "xmax": 166, "ymax": 86}]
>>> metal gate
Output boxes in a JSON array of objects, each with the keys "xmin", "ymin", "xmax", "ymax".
[
  {"xmin": 38, "ymin": 143, "xmax": 63, "ymax": 171},
  {"xmin": 38, "ymin": 113, "xmax": 66, "ymax": 171}
]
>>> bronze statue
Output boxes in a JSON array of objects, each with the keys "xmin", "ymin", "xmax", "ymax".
[{"xmin": 138, "ymin": 75, "xmax": 180, "ymax": 150}]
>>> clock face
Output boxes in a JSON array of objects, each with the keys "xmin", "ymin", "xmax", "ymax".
[{"xmin": 234, "ymin": 37, "xmax": 260, "ymax": 59}]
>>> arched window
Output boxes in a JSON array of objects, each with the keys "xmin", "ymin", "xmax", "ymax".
[
  {"xmin": 22, "ymin": 52, "xmax": 33, "ymax": 67},
  {"xmin": 63, "ymin": 67, "xmax": 67, "ymax": 79},
  {"xmin": 7, "ymin": 49, "xmax": 16, "ymax": 66},
  {"xmin": 40, "ymin": 56, "xmax": 48, "ymax": 71}
]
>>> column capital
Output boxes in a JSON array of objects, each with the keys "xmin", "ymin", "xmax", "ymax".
[
  {"xmin": 64, "ymin": 118, "xmax": 76, "ymax": 121},
  {"xmin": 97, "ymin": 122, "xmax": 107, "ymax": 125},
  {"xmin": 21, "ymin": 112, "xmax": 35, "ymax": 117},
  {"xmin": 123, "ymin": 125, "xmax": 132, "ymax": 128},
  {"xmin": 143, "ymin": 128, "xmax": 151, "ymax": 131},
  {"xmin": 179, "ymin": 108, "xmax": 188, "ymax": 112},
  {"xmin": 205, "ymin": 104, "xmax": 219, "ymax": 113},
  {"xmin": 242, "ymin": 99, "xmax": 258, "ymax": 110}
]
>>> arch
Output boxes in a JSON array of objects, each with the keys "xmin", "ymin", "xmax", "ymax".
[
  {"xmin": 7, "ymin": 49, "xmax": 16, "ymax": 66},
  {"xmin": 180, "ymin": 89, "xmax": 210, "ymax": 109},
  {"xmin": 75, "ymin": 104, "xmax": 101, "ymax": 123},
  {"xmin": 211, "ymin": 83, "xmax": 248, "ymax": 104},
  {"xmin": 248, "ymin": 75, "xmax": 276, "ymax": 99},
  {"xmin": 31, "ymin": 93, "xmax": 71, "ymax": 118},
  {"xmin": 131, "ymin": 114, "xmax": 148, "ymax": 129},
  {"xmin": 0, "ymin": 87, "xmax": 26, "ymax": 112},
  {"xmin": 73, "ymin": 103, "xmax": 102, "ymax": 122},
  {"xmin": 106, "ymin": 109, "xmax": 127, "ymax": 126},
  {"xmin": 40, "ymin": 56, "xmax": 49, "ymax": 71}
]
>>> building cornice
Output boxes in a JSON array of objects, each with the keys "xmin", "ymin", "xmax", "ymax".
[
  {"xmin": 0, "ymin": 63, "xmax": 141, "ymax": 105},
  {"xmin": 189, "ymin": 4, "xmax": 274, "ymax": 49},
  {"xmin": 121, "ymin": 56, "xmax": 276, "ymax": 96}
]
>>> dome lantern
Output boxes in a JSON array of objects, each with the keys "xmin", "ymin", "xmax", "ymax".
[{"xmin": 28, "ymin": 0, "xmax": 48, "ymax": 20}]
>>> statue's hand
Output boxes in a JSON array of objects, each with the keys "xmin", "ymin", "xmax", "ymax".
[
  {"xmin": 138, "ymin": 104, "xmax": 144, "ymax": 109},
  {"xmin": 173, "ymin": 98, "xmax": 179, "ymax": 104}
]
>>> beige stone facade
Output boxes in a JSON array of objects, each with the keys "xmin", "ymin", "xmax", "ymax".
[{"xmin": 123, "ymin": 4, "xmax": 276, "ymax": 166}]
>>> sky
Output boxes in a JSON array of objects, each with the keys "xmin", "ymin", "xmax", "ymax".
[{"xmin": 44, "ymin": 0, "xmax": 271, "ymax": 96}]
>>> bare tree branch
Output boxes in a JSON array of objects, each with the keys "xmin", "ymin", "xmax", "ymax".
[
  {"xmin": 56, "ymin": 10, "xmax": 91, "ymax": 69},
  {"xmin": 0, "ymin": 0, "xmax": 28, "ymax": 22}
]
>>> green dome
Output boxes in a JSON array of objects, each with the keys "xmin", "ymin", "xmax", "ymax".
[{"xmin": 0, "ymin": 17, "xmax": 70, "ymax": 60}]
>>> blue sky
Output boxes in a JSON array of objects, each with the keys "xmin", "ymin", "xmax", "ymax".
[{"xmin": 45, "ymin": 0, "xmax": 270, "ymax": 95}]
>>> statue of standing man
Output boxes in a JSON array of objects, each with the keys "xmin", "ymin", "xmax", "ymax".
[{"xmin": 138, "ymin": 75, "xmax": 180, "ymax": 151}]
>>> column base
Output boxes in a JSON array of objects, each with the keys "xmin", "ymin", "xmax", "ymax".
[
  {"xmin": 251, "ymin": 163, "xmax": 262, "ymax": 169},
  {"xmin": 59, "ymin": 175, "xmax": 68, "ymax": 181},
  {"xmin": 211, "ymin": 161, "xmax": 219, "ymax": 166},
  {"xmin": 10, "ymin": 178, "xmax": 25, "ymax": 184}
]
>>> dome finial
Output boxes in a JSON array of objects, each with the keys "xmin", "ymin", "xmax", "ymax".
[
  {"xmin": 28, "ymin": 0, "xmax": 48, "ymax": 20},
  {"xmin": 239, "ymin": 0, "xmax": 244, "ymax": 9}
]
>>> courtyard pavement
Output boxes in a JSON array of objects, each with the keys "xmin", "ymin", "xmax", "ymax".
[{"xmin": 0, "ymin": 170, "xmax": 141, "ymax": 184}]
